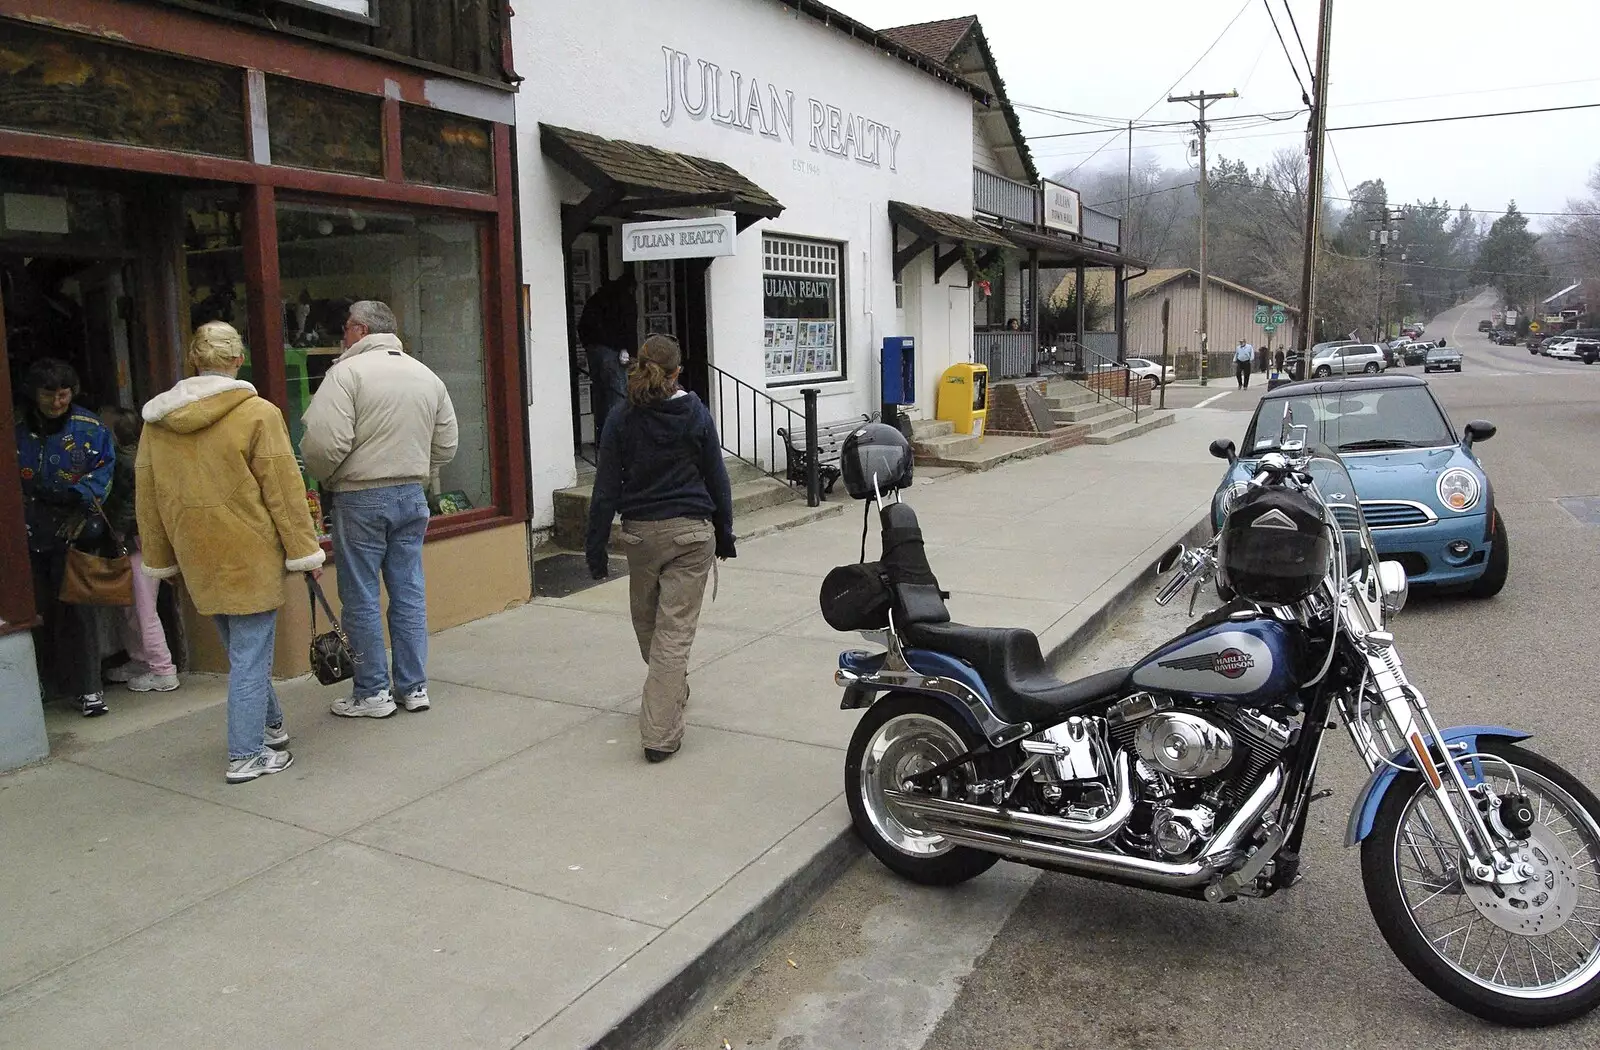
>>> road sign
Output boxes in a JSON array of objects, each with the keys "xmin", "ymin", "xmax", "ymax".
[
  {"xmin": 1264, "ymin": 324, "xmax": 1278, "ymax": 334},
  {"xmin": 1254, "ymin": 305, "xmax": 1269, "ymax": 325},
  {"xmin": 1271, "ymin": 307, "xmax": 1286, "ymax": 326},
  {"xmin": 1529, "ymin": 321, "xmax": 1541, "ymax": 333}
]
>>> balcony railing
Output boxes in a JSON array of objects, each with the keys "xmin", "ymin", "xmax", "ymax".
[
  {"xmin": 1082, "ymin": 206, "xmax": 1121, "ymax": 248},
  {"xmin": 973, "ymin": 168, "xmax": 1038, "ymax": 225},
  {"xmin": 973, "ymin": 330, "xmax": 1038, "ymax": 380},
  {"xmin": 971, "ymin": 169, "xmax": 1121, "ymax": 250}
]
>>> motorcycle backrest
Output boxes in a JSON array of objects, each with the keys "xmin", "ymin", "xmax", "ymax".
[{"xmin": 879, "ymin": 502, "xmax": 950, "ymax": 626}]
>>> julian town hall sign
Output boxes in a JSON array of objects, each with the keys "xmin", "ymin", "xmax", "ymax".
[{"xmin": 659, "ymin": 47, "xmax": 903, "ymax": 172}]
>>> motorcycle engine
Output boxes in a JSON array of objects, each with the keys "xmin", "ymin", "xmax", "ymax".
[{"xmin": 1105, "ymin": 694, "xmax": 1292, "ymax": 859}]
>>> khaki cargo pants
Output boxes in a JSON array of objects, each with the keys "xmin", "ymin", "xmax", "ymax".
[{"xmin": 619, "ymin": 517, "xmax": 716, "ymax": 752}]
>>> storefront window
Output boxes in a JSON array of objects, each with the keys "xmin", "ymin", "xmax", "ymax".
[
  {"xmin": 762, "ymin": 235, "xmax": 842, "ymax": 383},
  {"xmin": 0, "ymin": 21, "xmax": 246, "ymax": 159},
  {"xmin": 266, "ymin": 76, "xmax": 384, "ymax": 178},
  {"xmin": 184, "ymin": 189, "xmax": 250, "ymax": 374},
  {"xmin": 274, "ymin": 201, "xmax": 491, "ymax": 517},
  {"xmin": 401, "ymin": 104, "xmax": 494, "ymax": 193}
]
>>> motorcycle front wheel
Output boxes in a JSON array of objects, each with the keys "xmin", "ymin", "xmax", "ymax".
[
  {"xmin": 1361, "ymin": 739, "xmax": 1600, "ymax": 1026},
  {"xmin": 844, "ymin": 693, "xmax": 1002, "ymax": 886}
]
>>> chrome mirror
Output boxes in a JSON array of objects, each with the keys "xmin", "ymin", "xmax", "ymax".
[
  {"xmin": 1155, "ymin": 544, "xmax": 1186, "ymax": 574},
  {"xmin": 1377, "ymin": 560, "xmax": 1409, "ymax": 616}
]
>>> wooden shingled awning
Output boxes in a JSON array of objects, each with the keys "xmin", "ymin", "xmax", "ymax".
[
  {"xmin": 541, "ymin": 124, "xmax": 785, "ymax": 245},
  {"xmin": 1002, "ymin": 226, "xmax": 1148, "ymax": 271},
  {"xmin": 888, "ymin": 200, "xmax": 1012, "ymax": 283}
]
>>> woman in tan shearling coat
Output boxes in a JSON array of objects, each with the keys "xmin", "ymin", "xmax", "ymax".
[{"xmin": 135, "ymin": 321, "xmax": 325, "ymax": 784}]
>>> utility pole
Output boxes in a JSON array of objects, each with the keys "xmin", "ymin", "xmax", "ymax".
[
  {"xmin": 1170, "ymin": 88, "xmax": 1237, "ymax": 386},
  {"xmin": 1295, "ymin": 0, "xmax": 1334, "ymax": 363},
  {"xmin": 1367, "ymin": 206, "xmax": 1403, "ymax": 341}
]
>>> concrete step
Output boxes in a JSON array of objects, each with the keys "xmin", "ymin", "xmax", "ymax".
[
  {"xmin": 914, "ymin": 431, "xmax": 981, "ymax": 459},
  {"xmin": 552, "ymin": 474, "xmax": 799, "ymax": 549},
  {"xmin": 909, "ymin": 417, "xmax": 954, "ymax": 441},
  {"xmin": 1051, "ymin": 400, "xmax": 1120, "ymax": 424},
  {"xmin": 735, "ymin": 497, "xmax": 846, "ymax": 541},
  {"xmin": 1043, "ymin": 383, "xmax": 1096, "ymax": 408},
  {"xmin": 1083, "ymin": 411, "xmax": 1176, "ymax": 445}
]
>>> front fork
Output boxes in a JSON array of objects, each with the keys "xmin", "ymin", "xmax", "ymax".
[{"xmin": 1339, "ymin": 640, "xmax": 1522, "ymax": 884}]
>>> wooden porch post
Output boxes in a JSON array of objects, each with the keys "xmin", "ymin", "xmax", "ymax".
[
  {"xmin": 1074, "ymin": 264, "xmax": 1086, "ymax": 349},
  {"xmin": 1114, "ymin": 264, "xmax": 1127, "ymax": 362},
  {"xmin": 1028, "ymin": 248, "xmax": 1040, "ymax": 374}
]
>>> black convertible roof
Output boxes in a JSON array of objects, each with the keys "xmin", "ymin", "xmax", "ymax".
[{"xmin": 1261, "ymin": 374, "xmax": 1428, "ymax": 399}]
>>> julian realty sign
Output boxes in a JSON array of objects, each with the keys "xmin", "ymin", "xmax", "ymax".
[
  {"xmin": 1042, "ymin": 181, "xmax": 1081, "ymax": 236},
  {"xmin": 659, "ymin": 47, "xmax": 903, "ymax": 172},
  {"xmin": 622, "ymin": 214, "xmax": 738, "ymax": 262}
]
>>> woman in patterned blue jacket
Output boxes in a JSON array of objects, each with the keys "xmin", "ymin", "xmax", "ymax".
[{"xmin": 15, "ymin": 357, "xmax": 115, "ymax": 716}]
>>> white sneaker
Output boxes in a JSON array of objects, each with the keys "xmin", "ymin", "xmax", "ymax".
[
  {"xmin": 226, "ymin": 748, "xmax": 293, "ymax": 784},
  {"xmin": 401, "ymin": 686, "xmax": 430, "ymax": 712},
  {"xmin": 127, "ymin": 672, "xmax": 180, "ymax": 693},
  {"xmin": 331, "ymin": 690, "xmax": 397, "ymax": 718},
  {"xmin": 263, "ymin": 722, "xmax": 289, "ymax": 748},
  {"xmin": 105, "ymin": 662, "xmax": 145, "ymax": 684}
]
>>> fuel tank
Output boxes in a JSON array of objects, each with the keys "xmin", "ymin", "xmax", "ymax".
[{"xmin": 1129, "ymin": 614, "xmax": 1298, "ymax": 705}]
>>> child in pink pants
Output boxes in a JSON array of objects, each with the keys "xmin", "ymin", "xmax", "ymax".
[{"xmin": 102, "ymin": 407, "xmax": 179, "ymax": 693}]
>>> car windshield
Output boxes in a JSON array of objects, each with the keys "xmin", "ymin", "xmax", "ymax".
[
  {"xmin": 1426, "ymin": 348, "xmax": 1454, "ymax": 358},
  {"xmin": 1244, "ymin": 386, "xmax": 1454, "ymax": 453}
]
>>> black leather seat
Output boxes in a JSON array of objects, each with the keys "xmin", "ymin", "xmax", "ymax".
[{"xmin": 903, "ymin": 621, "xmax": 1132, "ymax": 727}]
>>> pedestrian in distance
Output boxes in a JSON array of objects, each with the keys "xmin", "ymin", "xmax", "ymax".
[
  {"xmin": 136, "ymin": 321, "xmax": 325, "ymax": 783},
  {"xmin": 578, "ymin": 269, "xmax": 638, "ymax": 445},
  {"xmin": 301, "ymin": 300, "xmax": 458, "ymax": 719},
  {"xmin": 15, "ymin": 357, "xmax": 115, "ymax": 716},
  {"xmin": 99, "ymin": 405, "xmax": 180, "ymax": 694},
  {"xmin": 585, "ymin": 334, "xmax": 736, "ymax": 763},
  {"xmin": 1234, "ymin": 339, "xmax": 1255, "ymax": 389}
]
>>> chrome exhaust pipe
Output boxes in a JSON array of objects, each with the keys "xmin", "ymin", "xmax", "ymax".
[
  {"xmin": 886, "ymin": 751, "xmax": 1136, "ymax": 845},
  {"xmin": 928, "ymin": 766, "xmax": 1284, "ymax": 890}
]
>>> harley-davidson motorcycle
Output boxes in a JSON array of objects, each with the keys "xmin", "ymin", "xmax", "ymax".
[{"xmin": 821, "ymin": 421, "xmax": 1600, "ymax": 1027}]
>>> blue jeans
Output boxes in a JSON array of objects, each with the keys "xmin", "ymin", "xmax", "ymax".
[
  {"xmin": 331, "ymin": 483, "xmax": 430, "ymax": 700},
  {"xmin": 213, "ymin": 611, "xmax": 283, "ymax": 760}
]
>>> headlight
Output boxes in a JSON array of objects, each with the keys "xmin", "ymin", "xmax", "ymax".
[{"xmin": 1437, "ymin": 468, "xmax": 1480, "ymax": 512}]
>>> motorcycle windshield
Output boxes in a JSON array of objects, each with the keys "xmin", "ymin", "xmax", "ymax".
[{"xmin": 1303, "ymin": 446, "xmax": 1364, "ymax": 531}]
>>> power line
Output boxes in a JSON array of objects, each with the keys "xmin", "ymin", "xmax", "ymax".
[
  {"xmin": 1262, "ymin": 0, "xmax": 1309, "ymax": 105},
  {"xmin": 1061, "ymin": 0, "xmax": 1254, "ymax": 179},
  {"xmin": 1282, "ymin": 1, "xmax": 1315, "ymax": 82},
  {"xmin": 1028, "ymin": 109, "xmax": 1305, "ymax": 141},
  {"xmin": 1328, "ymin": 101, "xmax": 1600, "ymax": 132}
]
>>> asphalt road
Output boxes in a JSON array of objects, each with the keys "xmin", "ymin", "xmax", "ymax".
[{"xmin": 666, "ymin": 291, "xmax": 1600, "ymax": 1050}]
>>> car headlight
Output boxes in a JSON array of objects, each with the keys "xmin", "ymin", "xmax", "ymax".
[{"xmin": 1437, "ymin": 468, "xmax": 1480, "ymax": 512}]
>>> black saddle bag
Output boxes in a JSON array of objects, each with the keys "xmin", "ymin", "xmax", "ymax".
[{"xmin": 818, "ymin": 502, "xmax": 949, "ymax": 632}]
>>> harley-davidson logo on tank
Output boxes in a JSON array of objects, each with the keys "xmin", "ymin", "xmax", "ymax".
[{"xmin": 1132, "ymin": 631, "xmax": 1275, "ymax": 695}]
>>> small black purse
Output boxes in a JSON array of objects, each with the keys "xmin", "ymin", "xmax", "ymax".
[{"xmin": 306, "ymin": 575, "xmax": 357, "ymax": 686}]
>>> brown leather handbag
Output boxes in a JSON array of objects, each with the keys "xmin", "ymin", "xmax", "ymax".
[{"xmin": 59, "ymin": 498, "xmax": 134, "ymax": 607}]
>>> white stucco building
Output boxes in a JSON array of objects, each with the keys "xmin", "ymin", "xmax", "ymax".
[{"xmin": 512, "ymin": 0, "xmax": 1014, "ymax": 531}]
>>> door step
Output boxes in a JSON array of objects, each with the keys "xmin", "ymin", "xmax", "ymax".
[
  {"xmin": 1082, "ymin": 412, "xmax": 1175, "ymax": 445},
  {"xmin": 552, "ymin": 465, "xmax": 804, "ymax": 549}
]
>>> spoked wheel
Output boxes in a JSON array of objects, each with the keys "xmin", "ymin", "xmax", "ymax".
[
  {"xmin": 1362, "ymin": 739, "xmax": 1600, "ymax": 1025},
  {"xmin": 844, "ymin": 694, "xmax": 1001, "ymax": 885}
]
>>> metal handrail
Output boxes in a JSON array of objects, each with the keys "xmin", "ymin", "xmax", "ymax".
[
  {"xmin": 1036, "ymin": 341, "xmax": 1142, "ymax": 424},
  {"xmin": 707, "ymin": 363, "xmax": 822, "ymax": 507}
]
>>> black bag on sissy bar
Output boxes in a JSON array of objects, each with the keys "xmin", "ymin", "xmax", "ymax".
[{"xmin": 818, "ymin": 422, "xmax": 949, "ymax": 631}]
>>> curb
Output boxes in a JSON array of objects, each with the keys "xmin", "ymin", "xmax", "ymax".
[{"xmin": 1039, "ymin": 505, "xmax": 1214, "ymax": 668}]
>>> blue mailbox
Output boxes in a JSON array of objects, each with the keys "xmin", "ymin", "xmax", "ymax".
[{"xmin": 881, "ymin": 336, "xmax": 915, "ymax": 407}]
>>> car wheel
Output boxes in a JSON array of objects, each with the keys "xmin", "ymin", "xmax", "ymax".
[
  {"xmin": 1363, "ymin": 362, "xmax": 1380, "ymax": 373},
  {"xmin": 1467, "ymin": 510, "xmax": 1509, "ymax": 599},
  {"xmin": 1314, "ymin": 365, "xmax": 1332, "ymax": 378}
]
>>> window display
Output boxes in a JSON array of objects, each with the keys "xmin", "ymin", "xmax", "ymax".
[
  {"xmin": 762, "ymin": 235, "xmax": 842, "ymax": 383},
  {"xmin": 275, "ymin": 200, "xmax": 491, "ymax": 516}
]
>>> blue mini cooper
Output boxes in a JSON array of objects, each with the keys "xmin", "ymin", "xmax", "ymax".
[{"xmin": 1211, "ymin": 375, "xmax": 1507, "ymax": 596}]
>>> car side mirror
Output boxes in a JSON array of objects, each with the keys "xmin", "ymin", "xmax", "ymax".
[
  {"xmin": 1463, "ymin": 420, "xmax": 1496, "ymax": 446},
  {"xmin": 1209, "ymin": 438, "xmax": 1237, "ymax": 463}
]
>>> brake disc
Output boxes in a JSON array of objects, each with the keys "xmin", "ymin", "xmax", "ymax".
[{"xmin": 1462, "ymin": 825, "xmax": 1582, "ymax": 936}]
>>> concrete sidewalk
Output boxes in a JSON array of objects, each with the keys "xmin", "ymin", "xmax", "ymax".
[{"xmin": 0, "ymin": 408, "xmax": 1246, "ymax": 1050}]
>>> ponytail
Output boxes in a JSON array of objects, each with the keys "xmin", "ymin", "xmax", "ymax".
[{"xmin": 627, "ymin": 334, "xmax": 683, "ymax": 406}]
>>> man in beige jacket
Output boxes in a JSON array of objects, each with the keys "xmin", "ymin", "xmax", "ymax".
[{"xmin": 301, "ymin": 300, "xmax": 457, "ymax": 718}]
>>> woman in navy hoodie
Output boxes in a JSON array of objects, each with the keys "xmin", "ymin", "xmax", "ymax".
[{"xmin": 587, "ymin": 334, "xmax": 736, "ymax": 762}]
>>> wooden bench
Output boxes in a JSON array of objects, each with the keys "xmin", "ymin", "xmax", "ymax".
[{"xmin": 778, "ymin": 413, "xmax": 871, "ymax": 496}]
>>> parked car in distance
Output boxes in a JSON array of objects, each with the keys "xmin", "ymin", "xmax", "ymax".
[
  {"xmin": 1566, "ymin": 329, "xmax": 1600, "ymax": 364},
  {"xmin": 1491, "ymin": 329, "xmax": 1522, "ymax": 345},
  {"xmin": 1527, "ymin": 333, "xmax": 1547, "ymax": 353},
  {"xmin": 1478, "ymin": 319, "xmax": 1493, "ymax": 332},
  {"xmin": 1399, "ymin": 341, "xmax": 1435, "ymax": 366},
  {"xmin": 1424, "ymin": 345, "xmax": 1462, "ymax": 372},
  {"xmin": 1400, "ymin": 323, "xmax": 1424, "ymax": 339},
  {"xmin": 1543, "ymin": 336, "xmax": 1578, "ymax": 360},
  {"xmin": 1310, "ymin": 342, "xmax": 1387, "ymax": 377},
  {"xmin": 1212, "ymin": 374, "xmax": 1505, "ymax": 596},
  {"xmin": 1122, "ymin": 357, "xmax": 1174, "ymax": 386}
]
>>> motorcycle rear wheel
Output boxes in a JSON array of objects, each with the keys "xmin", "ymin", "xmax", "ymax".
[
  {"xmin": 845, "ymin": 693, "xmax": 1002, "ymax": 886},
  {"xmin": 1361, "ymin": 740, "xmax": 1600, "ymax": 1026}
]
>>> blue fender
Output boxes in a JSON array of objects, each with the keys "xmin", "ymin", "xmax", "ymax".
[
  {"xmin": 1344, "ymin": 725, "xmax": 1532, "ymax": 845},
  {"xmin": 837, "ymin": 648, "xmax": 993, "ymax": 735}
]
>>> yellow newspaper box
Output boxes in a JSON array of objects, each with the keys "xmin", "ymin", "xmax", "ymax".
[{"xmin": 936, "ymin": 363, "xmax": 989, "ymax": 437}]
